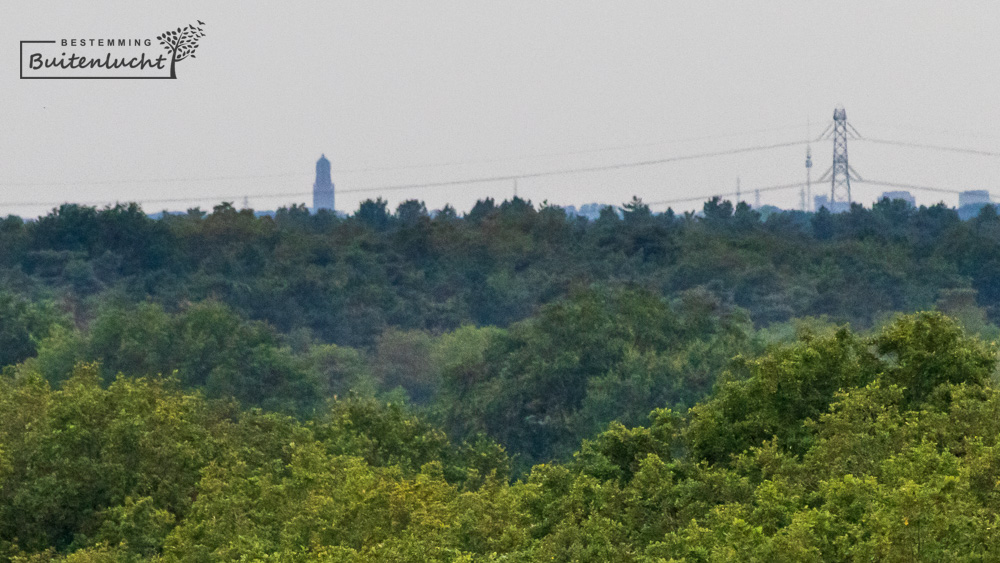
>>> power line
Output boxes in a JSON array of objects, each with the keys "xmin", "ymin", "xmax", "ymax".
[
  {"xmin": 0, "ymin": 172, "xmax": 308, "ymax": 188},
  {"xmin": 853, "ymin": 179, "xmax": 972, "ymax": 195},
  {"xmin": 13, "ymin": 126, "xmax": 998, "ymax": 210},
  {"xmin": 0, "ymin": 139, "xmax": 813, "ymax": 207},
  {"xmin": 0, "ymin": 138, "xmax": 812, "ymax": 189},
  {"xmin": 337, "ymin": 123, "xmax": 814, "ymax": 173},
  {"xmin": 340, "ymin": 139, "xmax": 812, "ymax": 185},
  {"xmin": 14, "ymin": 180, "xmax": 811, "ymax": 212},
  {"xmin": 863, "ymin": 122, "xmax": 1000, "ymax": 143},
  {"xmin": 0, "ymin": 127, "xmax": 817, "ymax": 188},
  {"xmin": 860, "ymin": 138, "xmax": 1000, "ymax": 158},
  {"xmin": 646, "ymin": 182, "xmax": 809, "ymax": 207}
]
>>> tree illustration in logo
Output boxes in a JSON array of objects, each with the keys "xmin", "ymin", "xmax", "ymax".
[{"xmin": 157, "ymin": 21, "xmax": 206, "ymax": 79}]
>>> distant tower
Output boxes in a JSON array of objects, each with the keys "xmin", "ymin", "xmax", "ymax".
[
  {"xmin": 816, "ymin": 106, "xmax": 862, "ymax": 213},
  {"xmin": 830, "ymin": 107, "xmax": 851, "ymax": 206},
  {"xmin": 805, "ymin": 145, "xmax": 812, "ymax": 211},
  {"xmin": 313, "ymin": 154, "xmax": 335, "ymax": 213}
]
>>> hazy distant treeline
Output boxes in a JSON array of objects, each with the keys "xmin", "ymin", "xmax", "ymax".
[{"xmin": 2, "ymin": 196, "xmax": 999, "ymax": 346}]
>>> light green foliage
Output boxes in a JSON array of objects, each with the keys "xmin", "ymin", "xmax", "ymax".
[
  {"xmin": 0, "ymin": 364, "xmax": 218, "ymax": 556},
  {"xmin": 874, "ymin": 311, "xmax": 997, "ymax": 405},
  {"xmin": 573, "ymin": 409, "xmax": 677, "ymax": 485},
  {"xmin": 311, "ymin": 396, "xmax": 510, "ymax": 486},
  {"xmin": 0, "ymin": 365, "xmax": 519, "ymax": 561},
  {"xmin": 644, "ymin": 313, "xmax": 1000, "ymax": 561},
  {"xmin": 685, "ymin": 326, "xmax": 876, "ymax": 463}
]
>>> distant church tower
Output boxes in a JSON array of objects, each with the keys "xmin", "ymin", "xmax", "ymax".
[{"xmin": 313, "ymin": 154, "xmax": 335, "ymax": 213}]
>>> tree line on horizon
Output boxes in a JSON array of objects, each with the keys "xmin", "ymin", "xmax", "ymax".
[{"xmin": 3, "ymin": 194, "xmax": 1000, "ymax": 344}]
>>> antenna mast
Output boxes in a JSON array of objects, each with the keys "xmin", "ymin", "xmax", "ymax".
[{"xmin": 805, "ymin": 145, "xmax": 813, "ymax": 211}]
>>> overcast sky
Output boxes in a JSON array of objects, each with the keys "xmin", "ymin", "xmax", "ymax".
[{"xmin": 3, "ymin": 1, "xmax": 1000, "ymax": 218}]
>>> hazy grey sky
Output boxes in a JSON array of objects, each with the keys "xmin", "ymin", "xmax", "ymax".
[{"xmin": 3, "ymin": 1, "xmax": 1000, "ymax": 217}]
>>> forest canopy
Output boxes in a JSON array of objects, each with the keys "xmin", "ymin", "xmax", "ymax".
[{"xmin": 1, "ymin": 196, "xmax": 999, "ymax": 560}]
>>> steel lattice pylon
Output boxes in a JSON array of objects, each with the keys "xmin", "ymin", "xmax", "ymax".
[
  {"xmin": 816, "ymin": 106, "xmax": 863, "ymax": 210},
  {"xmin": 830, "ymin": 107, "xmax": 851, "ymax": 205}
]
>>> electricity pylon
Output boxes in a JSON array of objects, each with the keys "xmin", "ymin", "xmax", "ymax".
[{"xmin": 816, "ymin": 105, "xmax": 864, "ymax": 208}]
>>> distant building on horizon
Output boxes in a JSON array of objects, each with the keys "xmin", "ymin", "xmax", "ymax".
[
  {"xmin": 959, "ymin": 190, "xmax": 990, "ymax": 209},
  {"xmin": 814, "ymin": 194, "xmax": 850, "ymax": 213},
  {"xmin": 313, "ymin": 155, "xmax": 335, "ymax": 213},
  {"xmin": 880, "ymin": 190, "xmax": 916, "ymax": 207},
  {"xmin": 569, "ymin": 203, "xmax": 607, "ymax": 221}
]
